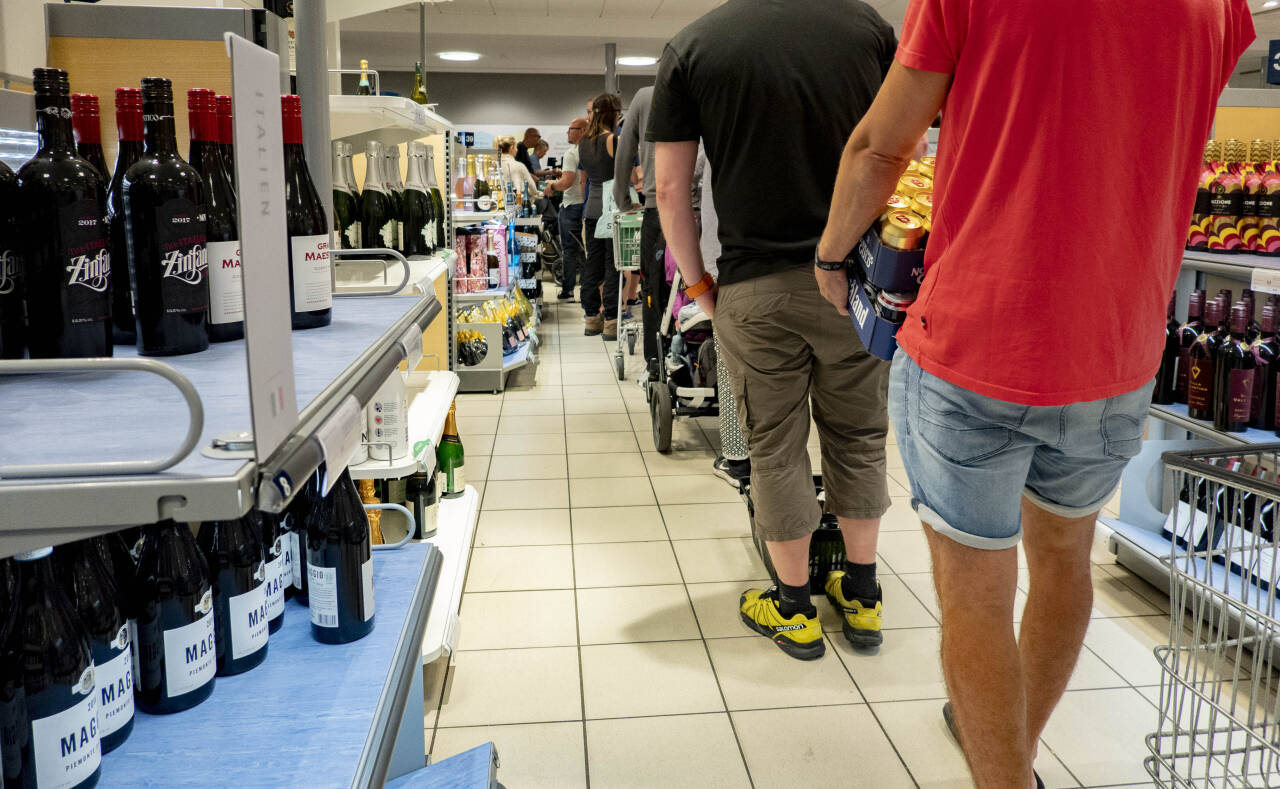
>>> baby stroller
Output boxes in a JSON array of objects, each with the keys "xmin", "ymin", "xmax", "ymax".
[
  {"xmin": 647, "ymin": 250, "xmax": 719, "ymax": 452},
  {"xmin": 535, "ymin": 196, "xmax": 564, "ymax": 289}
]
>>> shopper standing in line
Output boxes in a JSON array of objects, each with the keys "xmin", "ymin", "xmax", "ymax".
[
  {"xmin": 651, "ymin": 0, "xmax": 897, "ymax": 661},
  {"xmin": 578, "ymin": 93, "xmax": 622, "ymax": 340},
  {"xmin": 814, "ymin": 1, "xmax": 1253, "ymax": 786},
  {"xmin": 514, "ymin": 127, "xmax": 540, "ymax": 175},
  {"xmin": 496, "ymin": 137, "xmax": 540, "ymax": 201},
  {"xmin": 545, "ymin": 117, "xmax": 588, "ymax": 301}
]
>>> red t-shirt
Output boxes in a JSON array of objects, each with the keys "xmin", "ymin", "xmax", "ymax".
[{"xmin": 894, "ymin": 0, "xmax": 1254, "ymax": 406}]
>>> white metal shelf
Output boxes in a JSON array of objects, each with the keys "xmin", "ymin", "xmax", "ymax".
[
  {"xmin": 329, "ymin": 94, "xmax": 450, "ymax": 149},
  {"xmin": 454, "ymin": 282, "xmax": 516, "ymax": 303},
  {"xmin": 421, "ymin": 485, "xmax": 480, "ymax": 664},
  {"xmin": 336, "ymin": 249, "xmax": 453, "ymax": 296},
  {"xmin": 349, "ymin": 370, "xmax": 459, "ymax": 481},
  {"xmin": 1149, "ymin": 402, "xmax": 1276, "ymax": 447},
  {"xmin": 1181, "ymin": 248, "xmax": 1280, "ymax": 281},
  {"xmin": 454, "ymin": 210, "xmax": 508, "ymax": 225}
]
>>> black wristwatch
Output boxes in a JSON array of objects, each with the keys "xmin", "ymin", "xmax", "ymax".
[{"xmin": 814, "ymin": 248, "xmax": 846, "ymax": 271}]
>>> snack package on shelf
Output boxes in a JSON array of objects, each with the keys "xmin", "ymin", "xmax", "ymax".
[{"xmin": 455, "ymin": 327, "xmax": 489, "ymax": 367}]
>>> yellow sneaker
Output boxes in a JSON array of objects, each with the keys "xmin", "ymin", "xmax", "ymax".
[
  {"xmin": 824, "ymin": 572, "xmax": 883, "ymax": 647},
  {"xmin": 739, "ymin": 587, "xmax": 825, "ymax": 660}
]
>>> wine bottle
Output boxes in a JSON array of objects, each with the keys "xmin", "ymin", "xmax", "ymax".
[
  {"xmin": 473, "ymin": 155, "xmax": 491, "ymax": 204},
  {"xmin": 89, "ymin": 532, "xmax": 139, "ymax": 700},
  {"xmin": 355, "ymin": 59, "xmax": 373, "ymax": 96},
  {"xmin": 197, "ymin": 516, "xmax": 269, "ymax": 676},
  {"xmin": 1253, "ymin": 304, "xmax": 1280, "ymax": 430},
  {"xmin": 410, "ymin": 61, "xmax": 428, "ymax": 105},
  {"xmin": 70, "ymin": 93, "xmax": 109, "ymax": 183},
  {"xmin": 406, "ymin": 471, "xmax": 438, "ymax": 539},
  {"xmin": 425, "ymin": 146, "xmax": 446, "ymax": 250},
  {"xmin": 189, "ymin": 88, "xmax": 244, "ymax": 343},
  {"xmin": 284, "ymin": 471, "xmax": 322, "ymax": 604},
  {"xmin": 215, "ymin": 94, "xmax": 235, "ymax": 187},
  {"xmin": 281, "ymin": 95, "xmax": 333, "ymax": 330},
  {"xmin": 106, "ymin": 88, "xmax": 144, "ymax": 346},
  {"xmin": 458, "ymin": 154, "xmax": 477, "ymax": 209},
  {"xmin": 342, "ymin": 142, "xmax": 361, "ymax": 203},
  {"xmin": 57, "ymin": 541, "xmax": 134, "ymax": 754},
  {"xmin": 437, "ymin": 400, "xmax": 466, "ymax": 498},
  {"xmin": 332, "ymin": 141, "xmax": 360, "ymax": 251},
  {"xmin": 382, "ymin": 146, "xmax": 404, "ymax": 254},
  {"xmin": 307, "ymin": 469, "xmax": 375, "ymax": 644},
  {"xmin": 133, "ymin": 520, "xmax": 216, "ymax": 714},
  {"xmin": 1176, "ymin": 291, "xmax": 1205, "ymax": 406},
  {"xmin": 361, "ymin": 141, "xmax": 396, "ymax": 251},
  {"xmin": 402, "ymin": 142, "xmax": 435, "ymax": 257},
  {"xmin": 17, "ymin": 67, "xmax": 112, "ymax": 359},
  {"xmin": 257, "ymin": 511, "xmax": 287, "ymax": 633},
  {"xmin": 124, "ymin": 77, "xmax": 210, "ymax": 357},
  {"xmin": 0, "ymin": 160, "xmax": 24, "ymax": 359},
  {"xmin": 1214, "ymin": 302, "xmax": 1257, "ymax": 432},
  {"xmin": 1243, "ymin": 288, "xmax": 1262, "ymax": 343},
  {"xmin": 1152, "ymin": 293, "xmax": 1179, "ymax": 405},
  {"xmin": 3, "ymin": 547, "xmax": 102, "ymax": 788},
  {"xmin": 1187, "ymin": 298, "xmax": 1223, "ymax": 422}
]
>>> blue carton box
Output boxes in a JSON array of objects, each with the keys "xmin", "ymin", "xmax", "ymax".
[
  {"xmin": 854, "ymin": 228, "xmax": 926, "ymax": 292},
  {"xmin": 847, "ymin": 271, "xmax": 901, "ymax": 362}
]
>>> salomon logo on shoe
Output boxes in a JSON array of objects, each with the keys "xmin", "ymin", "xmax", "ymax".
[{"xmin": 773, "ymin": 624, "xmax": 807, "ymax": 632}]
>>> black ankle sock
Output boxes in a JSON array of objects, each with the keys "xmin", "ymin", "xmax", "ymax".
[
  {"xmin": 776, "ymin": 582, "xmax": 815, "ymax": 618},
  {"xmin": 841, "ymin": 561, "xmax": 878, "ymax": 602}
]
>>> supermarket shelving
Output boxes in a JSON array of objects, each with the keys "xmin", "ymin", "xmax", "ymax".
[
  {"xmin": 420, "ymin": 485, "xmax": 481, "ymax": 664},
  {"xmin": 349, "ymin": 370, "xmax": 459, "ymax": 481},
  {"xmin": 329, "ymin": 94, "xmax": 450, "ymax": 150}
]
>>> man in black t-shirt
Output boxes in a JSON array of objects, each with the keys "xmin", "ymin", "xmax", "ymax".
[{"xmin": 651, "ymin": 0, "xmax": 897, "ymax": 661}]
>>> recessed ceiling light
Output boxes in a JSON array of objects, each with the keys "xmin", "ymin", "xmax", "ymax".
[
  {"xmin": 1266, "ymin": 0, "xmax": 1279, "ymax": 8},
  {"xmin": 437, "ymin": 51, "xmax": 481, "ymax": 62},
  {"xmin": 616, "ymin": 56, "xmax": 657, "ymax": 67}
]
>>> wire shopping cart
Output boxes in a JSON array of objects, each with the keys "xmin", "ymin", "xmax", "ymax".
[
  {"xmin": 610, "ymin": 210, "xmax": 644, "ymax": 380},
  {"xmin": 1148, "ymin": 445, "xmax": 1280, "ymax": 788}
]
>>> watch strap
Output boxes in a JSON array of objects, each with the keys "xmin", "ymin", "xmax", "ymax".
[
  {"xmin": 684, "ymin": 273, "xmax": 715, "ymax": 299},
  {"xmin": 814, "ymin": 249, "xmax": 846, "ymax": 271}
]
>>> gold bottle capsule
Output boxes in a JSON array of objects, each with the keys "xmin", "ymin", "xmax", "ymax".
[
  {"xmin": 880, "ymin": 211, "xmax": 926, "ymax": 251},
  {"xmin": 1250, "ymin": 139, "xmax": 1272, "ymax": 163},
  {"xmin": 1224, "ymin": 138, "xmax": 1247, "ymax": 164},
  {"xmin": 1204, "ymin": 139, "xmax": 1223, "ymax": 162}
]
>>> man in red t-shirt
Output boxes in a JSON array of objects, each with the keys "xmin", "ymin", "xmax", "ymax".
[{"xmin": 816, "ymin": 0, "xmax": 1253, "ymax": 786}]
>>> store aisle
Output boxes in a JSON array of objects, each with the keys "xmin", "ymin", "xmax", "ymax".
[{"xmin": 426, "ymin": 295, "xmax": 1168, "ymax": 789}]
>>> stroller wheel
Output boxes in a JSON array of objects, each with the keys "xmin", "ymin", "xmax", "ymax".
[
  {"xmin": 627, "ymin": 331, "xmax": 637, "ymax": 356},
  {"xmin": 614, "ymin": 353, "xmax": 626, "ymax": 381},
  {"xmin": 649, "ymin": 382, "xmax": 673, "ymax": 453}
]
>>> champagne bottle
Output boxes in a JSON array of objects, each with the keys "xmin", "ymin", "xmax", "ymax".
[
  {"xmin": 425, "ymin": 146, "xmax": 447, "ymax": 249},
  {"xmin": 70, "ymin": 93, "xmax": 109, "ymax": 183},
  {"xmin": 307, "ymin": 469, "xmax": 376, "ymax": 644},
  {"xmin": 17, "ymin": 67, "xmax": 113, "ymax": 359},
  {"xmin": 360, "ymin": 141, "xmax": 396, "ymax": 251},
  {"xmin": 383, "ymin": 146, "xmax": 404, "ymax": 254},
  {"xmin": 133, "ymin": 520, "xmax": 216, "ymax": 714},
  {"xmin": 3, "ymin": 547, "xmax": 102, "ymax": 788},
  {"xmin": 0, "ymin": 159, "xmax": 24, "ymax": 359},
  {"xmin": 402, "ymin": 141, "xmax": 435, "ymax": 257},
  {"xmin": 281, "ymin": 94, "xmax": 333, "ymax": 330},
  {"xmin": 356, "ymin": 59, "xmax": 373, "ymax": 96},
  {"xmin": 58, "ymin": 541, "xmax": 134, "ymax": 754},
  {"xmin": 437, "ymin": 400, "xmax": 466, "ymax": 498},
  {"xmin": 198, "ymin": 516, "xmax": 269, "ymax": 676},
  {"xmin": 332, "ymin": 141, "xmax": 360, "ymax": 251},
  {"xmin": 410, "ymin": 61, "xmax": 428, "ymax": 105},
  {"xmin": 474, "ymin": 154, "xmax": 491, "ymax": 203},
  {"xmin": 189, "ymin": 88, "xmax": 243, "ymax": 343},
  {"xmin": 107, "ymin": 88, "xmax": 144, "ymax": 345},
  {"xmin": 124, "ymin": 77, "xmax": 210, "ymax": 357},
  {"xmin": 258, "ymin": 511, "xmax": 287, "ymax": 633}
]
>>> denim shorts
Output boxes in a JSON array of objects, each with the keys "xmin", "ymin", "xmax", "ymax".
[{"xmin": 887, "ymin": 352, "xmax": 1152, "ymax": 550}]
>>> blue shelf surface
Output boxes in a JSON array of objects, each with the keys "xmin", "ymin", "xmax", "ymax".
[
  {"xmin": 384, "ymin": 743, "xmax": 496, "ymax": 789},
  {"xmin": 98, "ymin": 542, "xmax": 439, "ymax": 789},
  {"xmin": 0, "ymin": 295, "xmax": 427, "ymax": 482},
  {"xmin": 1149, "ymin": 402, "xmax": 1278, "ymax": 446},
  {"xmin": 501, "ymin": 342, "xmax": 531, "ymax": 370}
]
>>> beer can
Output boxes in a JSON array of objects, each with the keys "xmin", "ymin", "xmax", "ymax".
[
  {"xmin": 880, "ymin": 211, "xmax": 926, "ymax": 251},
  {"xmin": 897, "ymin": 174, "xmax": 932, "ymax": 199},
  {"xmin": 906, "ymin": 160, "xmax": 920, "ymax": 174},
  {"xmin": 910, "ymin": 192, "xmax": 933, "ymax": 218},
  {"xmin": 875, "ymin": 289, "xmax": 916, "ymax": 325},
  {"xmin": 918, "ymin": 156, "xmax": 936, "ymax": 179},
  {"xmin": 882, "ymin": 194, "xmax": 911, "ymax": 223}
]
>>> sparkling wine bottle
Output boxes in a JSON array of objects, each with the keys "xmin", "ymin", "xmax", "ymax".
[
  {"xmin": 89, "ymin": 533, "xmax": 139, "ymax": 700},
  {"xmin": 425, "ymin": 146, "xmax": 446, "ymax": 249},
  {"xmin": 57, "ymin": 541, "xmax": 134, "ymax": 754},
  {"xmin": 437, "ymin": 400, "xmax": 466, "ymax": 498},
  {"xmin": 17, "ymin": 67, "xmax": 112, "ymax": 359},
  {"xmin": 307, "ymin": 469, "xmax": 375, "ymax": 644},
  {"xmin": 361, "ymin": 141, "xmax": 396, "ymax": 251},
  {"xmin": 332, "ymin": 141, "xmax": 359, "ymax": 251},
  {"xmin": 257, "ymin": 511, "xmax": 287, "ymax": 633},
  {"xmin": 281, "ymin": 95, "xmax": 332, "ymax": 329},
  {"xmin": 0, "ymin": 159, "xmax": 24, "ymax": 359},
  {"xmin": 382, "ymin": 146, "xmax": 404, "ymax": 254},
  {"xmin": 198, "ymin": 516, "xmax": 269, "ymax": 676},
  {"xmin": 107, "ymin": 88, "xmax": 144, "ymax": 345},
  {"xmin": 123, "ymin": 77, "xmax": 210, "ymax": 356},
  {"xmin": 188, "ymin": 88, "xmax": 243, "ymax": 343},
  {"xmin": 133, "ymin": 520, "xmax": 216, "ymax": 714},
  {"xmin": 403, "ymin": 142, "xmax": 436, "ymax": 257},
  {"xmin": 2, "ymin": 547, "xmax": 102, "ymax": 788}
]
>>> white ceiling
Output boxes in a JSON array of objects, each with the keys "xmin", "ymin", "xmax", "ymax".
[{"xmin": 340, "ymin": 0, "xmax": 1280, "ymax": 80}]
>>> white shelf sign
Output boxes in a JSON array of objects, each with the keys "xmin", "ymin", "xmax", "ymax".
[
  {"xmin": 398, "ymin": 324, "xmax": 423, "ymax": 370},
  {"xmin": 1252, "ymin": 266, "xmax": 1280, "ymax": 296},
  {"xmin": 314, "ymin": 395, "xmax": 363, "ymax": 493}
]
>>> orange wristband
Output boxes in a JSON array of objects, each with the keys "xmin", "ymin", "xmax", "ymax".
[{"xmin": 683, "ymin": 273, "xmax": 715, "ymax": 299}]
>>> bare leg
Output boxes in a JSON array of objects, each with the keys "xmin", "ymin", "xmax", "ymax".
[
  {"xmin": 926, "ymin": 524, "xmax": 1033, "ymax": 789},
  {"xmin": 838, "ymin": 516, "xmax": 880, "ymax": 565},
  {"xmin": 1019, "ymin": 496, "xmax": 1096, "ymax": 750},
  {"xmin": 765, "ymin": 535, "xmax": 812, "ymax": 587}
]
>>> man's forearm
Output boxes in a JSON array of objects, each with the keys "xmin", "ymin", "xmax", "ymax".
[
  {"xmin": 657, "ymin": 190, "xmax": 704, "ymax": 287},
  {"xmin": 817, "ymin": 138, "xmax": 911, "ymax": 262}
]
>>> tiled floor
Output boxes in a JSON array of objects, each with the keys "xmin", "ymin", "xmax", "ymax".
[{"xmin": 426, "ymin": 296, "xmax": 1172, "ymax": 788}]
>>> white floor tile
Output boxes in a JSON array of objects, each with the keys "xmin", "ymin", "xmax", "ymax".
[
  {"xmin": 571, "ymin": 506, "xmax": 669, "ymax": 543},
  {"xmin": 465, "ymin": 545, "xmax": 574, "ymax": 592},
  {"xmin": 566, "ymin": 413, "xmax": 634, "ymax": 433},
  {"xmin": 457, "ymin": 590, "xmax": 578, "ymax": 650},
  {"xmin": 569, "ymin": 476, "xmax": 657, "ymax": 508},
  {"xmin": 1082, "ymin": 615, "xmax": 1170, "ymax": 687},
  {"xmin": 1089, "ymin": 565, "xmax": 1164, "ymax": 618},
  {"xmin": 686, "ymin": 579, "xmax": 773, "ymax": 639},
  {"xmin": 650, "ymin": 474, "xmax": 743, "ymax": 505},
  {"xmin": 457, "ymin": 415, "xmax": 499, "ymax": 435},
  {"xmin": 567, "ymin": 452, "xmax": 647, "ymax": 478},
  {"xmin": 662, "ymin": 502, "xmax": 751, "ymax": 540},
  {"xmin": 563, "ymin": 397, "xmax": 628, "ymax": 414},
  {"xmin": 832, "ymin": 626, "xmax": 947, "ymax": 703},
  {"xmin": 566, "ymin": 431, "xmax": 641, "ymax": 453},
  {"xmin": 483, "ymin": 478, "xmax": 569, "ymax": 510},
  {"xmin": 500, "ymin": 399, "xmax": 565, "ymax": 416},
  {"xmin": 641, "ymin": 450, "xmax": 719, "ymax": 477},
  {"xmin": 437, "ymin": 646, "xmax": 581, "ymax": 727},
  {"xmin": 585, "ymin": 714, "xmax": 750, "ymax": 789},
  {"xmin": 881, "ymin": 496, "xmax": 922, "ymax": 532},
  {"xmin": 734, "ymin": 705, "xmax": 915, "ymax": 788},
  {"xmin": 576, "ymin": 584, "xmax": 701, "ymax": 645},
  {"xmin": 672, "ymin": 538, "xmax": 770, "ymax": 584},
  {"xmin": 486, "ymin": 453, "xmax": 568, "ymax": 480},
  {"xmin": 475, "ymin": 507, "xmax": 572, "ymax": 547},
  {"xmin": 876, "ymin": 530, "xmax": 934, "ymax": 575},
  {"xmin": 706, "ymin": 636, "xmax": 863, "ymax": 710},
  {"xmin": 491, "ymin": 432, "xmax": 567, "ymax": 456},
  {"xmin": 573, "ymin": 541, "xmax": 682, "ymax": 588},
  {"xmin": 432, "ymin": 722, "xmax": 587, "ymax": 789},
  {"xmin": 496, "ymin": 414, "xmax": 565, "ymax": 435},
  {"xmin": 1041, "ymin": 687, "xmax": 1160, "ymax": 786},
  {"xmin": 580, "ymin": 640, "xmax": 724, "ymax": 718},
  {"xmin": 455, "ymin": 397, "xmax": 503, "ymax": 417}
]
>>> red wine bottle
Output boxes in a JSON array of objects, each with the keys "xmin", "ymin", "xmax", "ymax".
[
  {"xmin": 1152, "ymin": 292, "xmax": 1179, "ymax": 405},
  {"xmin": 0, "ymin": 160, "xmax": 24, "ymax": 359},
  {"xmin": 1253, "ymin": 304, "xmax": 1279, "ymax": 430},
  {"xmin": 188, "ymin": 88, "xmax": 243, "ymax": 343},
  {"xmin": 281, "ymin": 95, "xmax": 332, "ymax": 329},
  {"xmin": 215, "ymin": 94, "xmax": 235, "ymax": 187},
  {"xmin": 307, "ymin": 469, "xmax": 375, "ymax": 644},
  {"xmin": 1243, "ymin": 288, "xmax": 1262, "ymax": 343},
  {"xmin": 108, "ymin": 88, "xmax": 144, "ymax": 345},
  {"xmin": 70, "ymin": 93, "xmax": 109, "ymax": 183},
  {"xmin": 1187, "ymin": 298, "xmax": 1223, "ymax": 421},
  {"xmin": 257, "ymin": 510, "xmax": 287, "ymax": 633},
  {"xmin": 123, "ymin": 77, "xmax": 210, "ymax": 356},
  {"xmin": 17, "ymin": 67, "xmax": 112, "ymax": 359},
  {"xmin": 1175, "ymin": 290, "xmax": 1205, "ymax": 404},
  {"xmin": 1213, "ymin": 302, "xmax": 1257, "ymax": 432},
  {"xmin": 197, "ymin": 515, "xmax": 270, "ymax": 676},
  {"xmin": 133, "ymin": 520, "xmax": 216, "ymax": 714},
  {"xmin": 57, "ymin": 541, "xmax": 135, "ymax": 754},
  {"xmin": 3, "ymin": 547, "xmax": 102, "ymax": 788}
]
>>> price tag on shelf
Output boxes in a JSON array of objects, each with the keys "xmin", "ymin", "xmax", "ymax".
[
  {"xmin": 1252, "ymin": 266, "xmax": 1280, "ymax": 295},
  {"xmin": 314, "ymin": 395, "xmax": 362, "ymax": 494},
  {"xmin": 398, "ymin": 324, "xmax": 424, "ymax": 370},
  {"xmin": 518, "ymin": 278, "xmax": 537, "ymax": 290}
]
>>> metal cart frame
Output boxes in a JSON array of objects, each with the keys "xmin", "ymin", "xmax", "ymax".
[{"xmin": 610, "ymin": 210, "xmax": 644, "ymax": 380}]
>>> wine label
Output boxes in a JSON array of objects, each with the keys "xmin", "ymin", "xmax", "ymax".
[
  {"xmin": 308, "ymin": 564, "xmax": 339, "ymax": 628},
  {"xmin": 0, "ymin": 245, "xmax": 21, "ymax": 296},
  {"xmin": 290, "ymin": 234, "xmax": 332, "ymax": 312},
  {"xmin": 1228, "ymin": 368, "xmax": 1255, "ymax": 423},
  {"xmin": 361, "ymin": 558, "xmax": 375, "ymax": 621},
  {"xmin": 397, "ymin": 220, "xmax": 406, "ymax": 249},
  {"xmin": 30, "ymin": 690, "xmax": 99, "ymax": 789},
  {"xmin": 445, "ymin": 462, "xmax": 466, "ymax": 495},
  {"xmin": 127, "ymin": 619, "xmax": 140, "ymax": 691},
  {"xmin": 96, "ymin": 642, "xmax": 134, "ymax": 738},
  {"xmin": 1187, "ymin": 356, "xmax": 1214, "ymax": 411},
  {"xmin": 227, "ymin": 578, "xmax": 270, "ymax": 660},
  {"xmin": 157, "ymin": 198, "xmax": 209, "ymax": 315},
  {"xmin": 161, "ymin": 609, "xmax": 216, "ymax": 697},
  {"xmin": 377, "ymin": 220, "xmax": 396, "ymax": 250},
  {"xmin": 285, "ymin": 531, "xmax": 299, "ymax": 589},
  {"xmin": 60, "ymin": 199, "xmax": 112, "ymax": 325},
  {"xmin": 1176, "ymin": 347, "xmax": 1193, "ymax": 399},
  {"xmin": 207, "ymin": 240, "xmax": 243, "ymax": 325},
  {"xmin": 342, "ymin": 221, "xmax": 361, "ymax": 250},
  {"xmin": 265, "ymin": 550, "xmax": 286, "ymax": 621}
]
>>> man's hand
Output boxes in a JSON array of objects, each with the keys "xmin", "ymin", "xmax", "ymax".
[
  {"xmin": 815, "ymin": 266, "xmax": 850, "ymax": 316},
  {"xmin": 543, "ymin": 184, "xmax": 553, "ymax": 198},
  {"xmin": 694, "ymin": 286, "xmax": 717, "ymax": 319}
]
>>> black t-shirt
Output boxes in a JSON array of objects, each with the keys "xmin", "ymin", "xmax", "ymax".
[
  {"xmin": 515, "ymin": 142, "xmax": 537, "ymax": 176},
  {"xmin": 647, "ymin": 0, "xmax": 897, "ymax": 286}
]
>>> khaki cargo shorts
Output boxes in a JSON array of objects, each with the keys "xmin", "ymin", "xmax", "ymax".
[{"xmin": 715, "ymin": 264, "xmax": 891, "ymax": 542}]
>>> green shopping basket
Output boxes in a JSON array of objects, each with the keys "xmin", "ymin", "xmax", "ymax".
[{"xmin": 612, "ymin": 211, "xmax": 644, "ymax": 272}]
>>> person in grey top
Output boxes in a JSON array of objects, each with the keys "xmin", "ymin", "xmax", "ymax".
[{"xmin": 576, "ymin": 92, "xmax": 621, "ymax": 340}]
